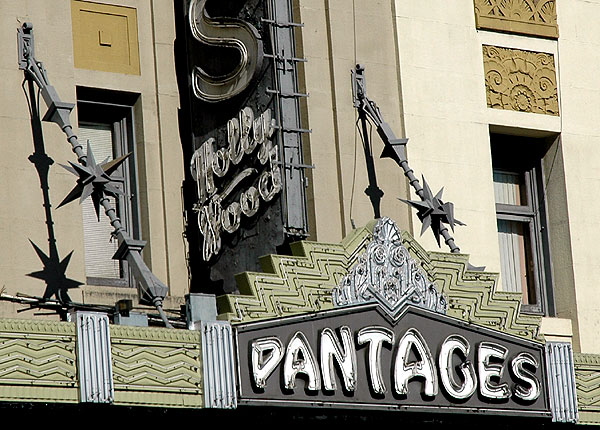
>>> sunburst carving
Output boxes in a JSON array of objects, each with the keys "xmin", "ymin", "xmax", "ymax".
[
  {"xmin": 483, "ymin": 45, "xmax": 558, "ymax": 116},
  {"xmin": 333, "ymin": 217, "xmax": 447, "ymax": 319}
]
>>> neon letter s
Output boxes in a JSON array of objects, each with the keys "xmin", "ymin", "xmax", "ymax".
[{"xmin": 188, "ymin": 0, "xmax": 264, "ymax": 102}]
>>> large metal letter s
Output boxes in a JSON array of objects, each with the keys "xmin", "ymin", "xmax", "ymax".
[{"xmin": 189, "ymin": 0, "xmax": 264, "ymax": 102}]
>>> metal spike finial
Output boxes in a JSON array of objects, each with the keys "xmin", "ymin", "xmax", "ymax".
[
  {"xmin": 352, "ymin": 64, "xmax": 476, "ymax": 262},
  {"xmin": 400, "ymin": 176, "xmax": 465, "ymax": 248},
  {"xmin": 19, "ymin": 22, "xmax": 173, "ymax": 327}
]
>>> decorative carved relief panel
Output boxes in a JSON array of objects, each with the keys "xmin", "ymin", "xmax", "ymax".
[
  {"xmin": 483, "ymin": 45, "xmax": 559, "ymax": 116},
  {"xmin": 71, "ymin": 0, "xmax": 140, "ymax": 75},
  {"xmin": 474, "ymin": 0, "xmax": 558, "ymax": 39}
]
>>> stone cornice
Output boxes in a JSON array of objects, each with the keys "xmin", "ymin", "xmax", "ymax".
[
  {"xmin": 0, "ymin": 318, "xmax": 75, "ymax": 336},
  {"xmin": 111, "ymin": 324, "xmax": 200, "ymax": 344},
  {"xmin": 217, "ymin": 221, "xmax": 376, "ymax": 323}
]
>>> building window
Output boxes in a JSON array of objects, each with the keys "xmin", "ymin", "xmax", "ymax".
[
  {"xmin": 491, "ymin": 133, "xmax": 553, "ymax": 314},
  {"xmin": 77, "ymin": 88, "xmax": 141, "ymax": 287}
]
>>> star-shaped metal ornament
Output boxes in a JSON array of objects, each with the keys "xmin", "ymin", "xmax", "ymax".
[
  {"xmin": 27, "ymin": 240, "xmax": 83, "ymax": 304},
  {"xmin": 400, "ymin": 176, "xmax": 465, "ymax": 246},
  {"xmin": 57, "ymin": 143, "xmax": 130, "ymax": 219}
]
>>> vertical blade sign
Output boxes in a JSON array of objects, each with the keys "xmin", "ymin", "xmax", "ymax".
[{"xmin": 179, "ymin": 0, "xmax": 309, "ymax": 294}]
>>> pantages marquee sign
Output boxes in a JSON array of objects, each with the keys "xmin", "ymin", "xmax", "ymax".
[
  {"xmin": 233, "ymin": 219, "xmax": 550, "ymax": 416},
  {"xmin": 236, "ymin": 305, "xmax": 548, "ymax": 415}
]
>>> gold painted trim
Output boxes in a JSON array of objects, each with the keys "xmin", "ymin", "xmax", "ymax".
[
  {"xmin": 474, "ymin": 0, "xmax": 558, "ymax": 39},
  {"xmin": 71, "ymin": 0, "xmax": 140, "ymax": 75}
]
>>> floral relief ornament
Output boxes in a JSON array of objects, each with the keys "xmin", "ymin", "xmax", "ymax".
[{"xmin": 483, "ymin": 45, "xmax": 558, "ymax": 116}]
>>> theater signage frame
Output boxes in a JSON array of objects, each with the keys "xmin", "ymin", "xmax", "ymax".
[{"xmin": 234, "ymin": 303, "xmax": 551, "ymax": 417}]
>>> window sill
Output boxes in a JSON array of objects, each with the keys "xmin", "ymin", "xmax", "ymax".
[{"xmin": 86, "ymin": 276, "xmax": 130, "ymax": 288}]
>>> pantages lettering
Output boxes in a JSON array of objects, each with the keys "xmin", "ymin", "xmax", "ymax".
[
  {"xmin": 190, "ymin": 107, "xmax": 282, "ymax": 261},
  {"xmin": 250, "ymin": 325, "xmax": 541, "ymax": 403}
]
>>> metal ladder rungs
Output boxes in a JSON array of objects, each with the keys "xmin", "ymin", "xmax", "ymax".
[
  {"xmin": 274, "ymin": 125, "xmax": 312, "ymax": 134},
  {"xmin": 274, "ymin": 160, "xmax": 315, "ymax": 170},
  {"xmin": 266, "ymin": 88, "xmax": 308, "ymax": 98},
  {"xmin": 262, "ymin": 18, "xmax": 304, "ymax": 28},
  {"xmin": 264, "ymin": 53, "xmax": 308, "ymax": 63}
]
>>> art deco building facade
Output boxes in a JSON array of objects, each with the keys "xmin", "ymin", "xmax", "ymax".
[{"xmin": 0, "ymin": 0, "xmax": 599, "ymax": 426}]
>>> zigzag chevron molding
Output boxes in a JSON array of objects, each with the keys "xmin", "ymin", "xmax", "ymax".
[
  {"xmin": 574, "ymin": 353, "xmax": 600, "ymax": 425},
  {"xmin": 111, "ymin": 325, "xmax": 203, "ymax": 408},
  {"xmin": 424, "ymin": 250, "xmax": 542, "ymax": 342},
  {"xmin": 218, "ymin": 218, "xmax": 542, "ymax": 342},
  {"xmin": 217, "ymin": 220, "xmax": 377, "ymax": 323},
  {"xmin": 0, "ymin": 318, "xmax": 78, "ymax": 403}
]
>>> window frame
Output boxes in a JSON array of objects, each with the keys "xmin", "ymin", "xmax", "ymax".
[
  {"xmin": 491, "ymin": 134, "xmax": 554, "ymax": 315},
  {"xmin": 77, "ymin": 94, "xmax": 141, "ymax": 288}
]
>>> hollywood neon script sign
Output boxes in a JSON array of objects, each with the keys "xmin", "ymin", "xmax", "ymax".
[
  {"xmin": 190, "ymin": 107, "xmax": 282, "ymax": 261},
  {"xmin": 250, "ymin": 325, "xmax": 541, "ymax": 402}
]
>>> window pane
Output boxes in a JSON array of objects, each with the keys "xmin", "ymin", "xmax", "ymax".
[
  {"xmin": 79, "ymin": 123, "xmax": 114, "ymax": 162},
  {"xmin": 82, "ymin": 196, "xmax": 121, "ymax": 279},
  {"xmin": 497, "ymin": 219, "xmax": 536, "ymax": 304},
  {"xmin": 493, "ymin": 170, "xmax": 526, "ymax": 205},
  {"xmin": 79, "ymin": 124, "xmax": 121, "ymax": 280},
  {"xmin": 491, "ymin": 133, "xmax": 551, "ymax": 314}
]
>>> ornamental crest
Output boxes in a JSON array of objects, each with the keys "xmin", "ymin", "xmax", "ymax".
[{"xmin": 333, "ymin": 217, "xmax": 446, "ymax": 319}]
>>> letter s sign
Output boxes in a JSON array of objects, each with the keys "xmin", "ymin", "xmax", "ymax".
[{"xmin": 188, "ymin": 0, "xmax": 264, "ymax": 102}]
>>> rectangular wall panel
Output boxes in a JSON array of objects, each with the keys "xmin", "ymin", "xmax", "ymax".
[
  {"xmin": 202, "ymin": 321, "xmax": 237, "ymax": 409},
  {"xmin": 546, "ymin": 341, "xmax": 578, "ymax": 423},
  {"xmin": 75, "ymin": 311, "xmax": 114, "ymax": 403}
]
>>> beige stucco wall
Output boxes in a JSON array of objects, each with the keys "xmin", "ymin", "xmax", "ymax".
[
  {"xmin": 0, "ymin": 1, "xmax": 83, "ymax": 317},
  {"xmin": 295, "ymin": 0, "xmax": 412, "ymax": 242},
  {"xmin": 0, "ymin": 0, "xmax": 187, "ymax": 317},
  {"xmin": 297, "ymin": 1, "xmax": 500, "ymax": 270},
  {"xmin": 392, "ymin": 1, "xmax": 500, "ymax": 271},
  {"xmin": 555, "ymin": 0, "xmax": 600, "ymax": 353}
]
